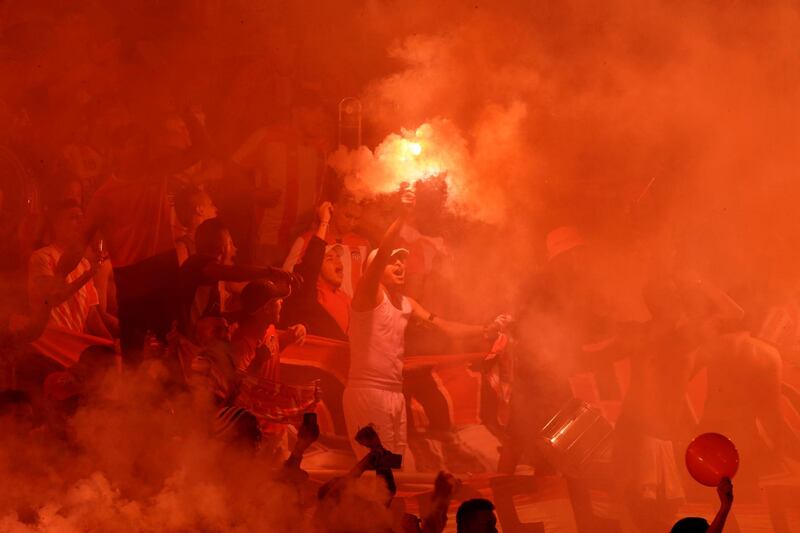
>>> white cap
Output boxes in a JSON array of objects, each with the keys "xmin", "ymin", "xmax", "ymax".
[
  {"xmin": 327, "ymin": 243, "xmax": 346, "ymax": 257},
  {"xmin": 364, "ymin": 247, "xmax": 410, "ymax": 272}
]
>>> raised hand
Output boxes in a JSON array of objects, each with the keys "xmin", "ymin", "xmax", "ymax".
[
  {"xmin": 318, "ymin": 201, "xmax": 334, "ymax": 225},
  {"xmin": 432, "ymin": 471, "xmax": 461, "ymax": 501},
  {"xmin": 484, "ymin": 313, "xmax": 513, "ymax": 338}
]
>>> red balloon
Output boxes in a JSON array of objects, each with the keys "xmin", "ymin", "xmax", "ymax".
[{"xmin": 685, "ymin": 433, "xmax": 739, "ymax": 487}]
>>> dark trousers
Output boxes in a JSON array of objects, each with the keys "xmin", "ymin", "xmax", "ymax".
[
  {"xmin": 404, "ymin": 369, "xmax": 453, "ymax": 435},
  {"xmin": 114, "ymin": 249, "xmax": 180, "ymax": 365}
]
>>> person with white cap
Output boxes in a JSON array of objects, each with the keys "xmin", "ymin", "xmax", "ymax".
[
  {"xmin": 281, "ymin": 201, "xmax": 352, "ymax": 341},
  {"xmin": 344, "ymin": 184, "xmax": 508, "ymax": 469}
]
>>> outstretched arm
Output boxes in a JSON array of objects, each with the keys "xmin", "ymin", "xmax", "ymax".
[
  {"xmin": 201, "ymin": 262, "xmax": 296, "ymax": 284},
  {"xmin": 291, "ymin": 202, "xmax": 334, "ymax": 302},
  {"xmin": 352, "ymin": 185, "xmax": 415, "ymax": 312},
  {"xmin": 407, "ymin": 297, "xmax": 508, "ymax": 341}
]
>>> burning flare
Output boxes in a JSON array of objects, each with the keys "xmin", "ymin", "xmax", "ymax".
[{"xmin": 328, "ymin": 119, "xmax": 486, "ymax": 214}]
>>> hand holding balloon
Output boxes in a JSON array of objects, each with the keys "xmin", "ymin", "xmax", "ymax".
[{"xmin": 716, "ymin": 477, "xmax": 733, "ymax": 506}]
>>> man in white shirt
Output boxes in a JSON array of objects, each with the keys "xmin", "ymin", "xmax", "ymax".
[{"xmin": 345, "ymin": 184, "xmax": 507, "ymax": 469}]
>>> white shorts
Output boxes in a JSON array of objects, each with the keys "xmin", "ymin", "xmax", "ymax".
[{"xmin": 342, "ymin": 387, "xmax": 415, "ymax": 471}]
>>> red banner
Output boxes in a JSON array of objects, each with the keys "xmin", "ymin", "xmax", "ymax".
[{"xmin": 30, "ymin": 325, "xmax": 115, "ymax": 367}]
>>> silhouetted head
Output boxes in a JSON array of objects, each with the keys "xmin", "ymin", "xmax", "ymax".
[
  {"xmin": 456, "ymin": 498, "xmax": 497, "ymax": 533},
  {"xmin": 670, "ymin": 517, "xmax": 709, "ymax": 533},
  {"xmin": 195, "ymin": 217, "xmax": 233, "ymax": 262},
  {"xmin": 240, "ymin": 280, "xmax": 290, "ymax": 323}
]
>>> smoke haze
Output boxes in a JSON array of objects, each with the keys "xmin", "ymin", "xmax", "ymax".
[{"xmin": 3, "ymin": 0, "xmax": 800, "ymax": 530}]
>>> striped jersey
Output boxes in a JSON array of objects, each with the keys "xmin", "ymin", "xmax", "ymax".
[{"xmin": 28, "ymin": 245, "xmax": 99, "ymax": 334}]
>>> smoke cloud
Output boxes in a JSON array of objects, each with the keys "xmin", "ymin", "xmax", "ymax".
[{"xmin": 361, "ymin": 0, "xmax": 800, "ymax": 312}]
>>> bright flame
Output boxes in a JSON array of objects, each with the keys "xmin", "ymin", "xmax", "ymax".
[
  {"xmin": 372, "ymin": 131, "xmax": 446, "ymax": 185},
  {"xmin": 329, "ymin": 119, "xmax": 502, "ymax": 221},
  {"xmin": 329, "ymin": 121, "xmax": 465, "ymax": 194}
]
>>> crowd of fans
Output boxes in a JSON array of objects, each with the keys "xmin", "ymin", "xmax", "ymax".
[
  {"xmin": 0, "ymin": 99, "xmax": 771, "ymax": 531},
  {"xmin": 2, "ymin": 6, "xmax": 800, "ymax": 533}
]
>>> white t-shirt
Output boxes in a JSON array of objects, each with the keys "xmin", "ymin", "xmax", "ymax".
[{"xmin": 347, "ymin": 292, "xmax": 412, "ymax": 392}]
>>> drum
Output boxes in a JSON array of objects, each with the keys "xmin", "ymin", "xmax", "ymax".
[{"xmin": 538, "ymin": 398, "xmax": 613, "ymax": 477}]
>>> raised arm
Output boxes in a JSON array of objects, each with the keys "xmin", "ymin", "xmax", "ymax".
[
  {"xmin": 282, "ymin": 201, "xmax": 335, "ymax": 273},
  {"xmin": 291, "ymin": 202, "xmax": 334, "ymax": 301},
  {"xmin": 707, "ymin": 478, "xmax": 733, "ymax": 533},
  {"xmin": 352, "ymin": 185, "xmax": 415, "ymax": 312}
]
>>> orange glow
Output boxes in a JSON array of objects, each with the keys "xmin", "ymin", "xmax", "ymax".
[{"xmin": 328, "ymin": 119, "xmax": 496, "ymax": 218}]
